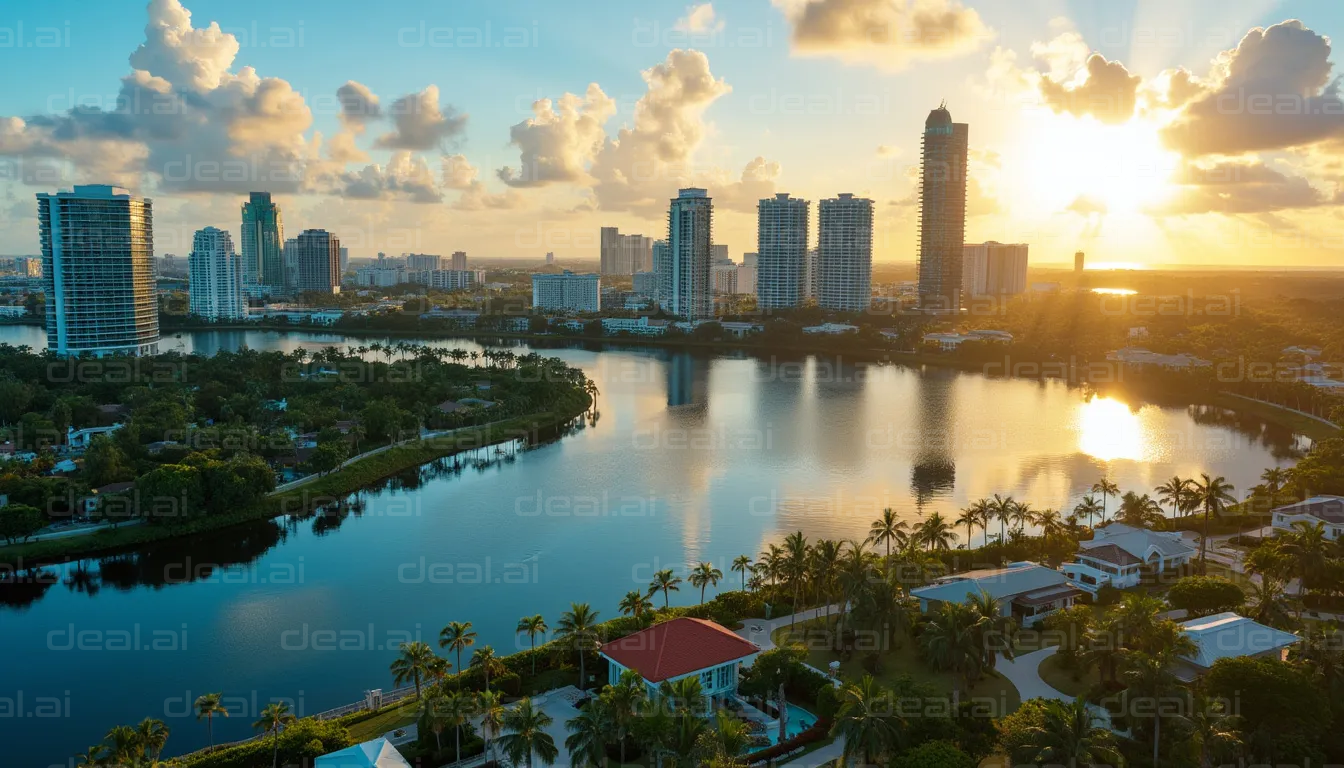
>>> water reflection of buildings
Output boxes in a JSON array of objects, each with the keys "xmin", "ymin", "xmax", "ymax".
[
  {"xmin": 910, "ymin": 367, "xmax": 957, "ymax": 512},
  {"xmin": 666, "ymin": 352, "xmax": 710, "ymax": 408}
]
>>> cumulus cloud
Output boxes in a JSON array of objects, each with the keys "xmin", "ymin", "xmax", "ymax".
[
  {"xmin": 694, "ymin": 156, "xmax": 782, "ymax": 212},
  {"xmin": 374, "ymin": 86, "xmax": 467, "ymax": 151},
  {"xmin": 1038, "ymin": 53, "xmax": 1141, "ymax": 125},
  {"xmin": 773, "ymin": 0, "xmax": 992, "ymax": 70},
  {"xmin": 340, "ymin": 152, "xmax": 441, "ymax": 203},
  {"xmin": 337, "ymin": 81, "xmax": 381, "ymax": 132},
  {"xmin": 675, "ymin": 4, "xmax": 723, "ymax": 33},
  {"xmin": 1148, "ymin": 159, "xmax": 1335, "ymax": 215},
  {"xmin": 1161, "ymin": 20, "xmax": 1344, "ymax": 155},
  {"xmin": 497, "ymin": 84, "xmax": 616, "ymax": 187}
]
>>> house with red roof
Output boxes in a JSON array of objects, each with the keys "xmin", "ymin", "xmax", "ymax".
[{"xmin": 598, "ymin": 617, "xmax": 760, "ymax": 702}]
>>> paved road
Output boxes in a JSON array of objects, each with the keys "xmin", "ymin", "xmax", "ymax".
[{"xmin": 736, "ymin": 604, "xmax": 846, "ymax": 651}]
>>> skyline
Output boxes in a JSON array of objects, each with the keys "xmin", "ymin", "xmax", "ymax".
[{"xmin": 4, "ymin": 1, "xmax": 1344, "ymax": 266}]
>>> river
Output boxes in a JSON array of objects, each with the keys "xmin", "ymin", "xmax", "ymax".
[{"xmin": 0, "ymin": 326, "xmax": 1307, "ymax": 765}]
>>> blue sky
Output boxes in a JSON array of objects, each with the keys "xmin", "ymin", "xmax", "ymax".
[{"xmin": 3, "ymin": 0, "xmax": 1344, "ymax": 266}]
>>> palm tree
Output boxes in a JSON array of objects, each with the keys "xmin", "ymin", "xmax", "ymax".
[
  {"xmin": 471, "ymin": 646, "xmax": 505, "ymax": 692},
  {"xmin": 633, "ymin": 698, "xmax": 676, "ymax": 768},
  {"xmin": 391, "ymin": 641, "xmax": 439, "ymax": 699},
  {"xmin": 1017, "ymin": 697, "xmax": 1120, "ymax": 767},
  {"xmin": 1279, "ymin": 520, "xmax": 1330, "ymax": 609},
  {"xmin": 689, "ymin": 561, "xmax": 724, "ymax": 603},
  {"xmin": 811, "ymin": 538, "xmax": 843, "ymax": 621},
  {"xmin": 919, "ymin": 602, "xmax": 983, "ymax": 695},
  {"xmin": 1091, "ymin": 478, "xmax": 1119, "ymax": 522},
  {"xmin": 104, "ymin": 724, "xmax": 140, "ymax": 765},
  {"xmin": 1118, "ymin": 491, "xmax": 1165, "ymax": 528},
  {"xmin": 1260, "ymin": 466, "xmax": 1290, "ymax": 508},
  {"xmin": 831, "ymin": 675, "xmax": 902, "ymax": 766},
  {"xmin": 660, "ymin": 675, "xmax": 708, "ymax": 717},
  {"xmin": 699, "ymin": 709, "xmax": 751, "ymax": 763},
  {"xmin": 566, "ymin": 696, "xmax": 616, "ymax": 768},
  {"xmin": 477, "ymin": 690, "xmax": 505, "ymax": 765},
  {"xmin": 1192, "ymin": 474, "xmax": 1236, "ymax": 573},
  {"xmin": 990, "ymin": 494, "xmax": 1016, "ymax": 545},
  {"xmin": 556, "ymin": 602, "xmax": 602, "ymax": 690},
  {"xmin": 854, "ymin": 577, "xmax": 918, "ymax": 649},
  {"xmin": 731, "ymin": 555, "xmax": 752, "ymax": 591},
  {"xmin": 783, "ymin": 530, "xmax": 811, "ymax": 624},
  {"xmin": 253, "ymin": 702, "xmax": 296, "ymax": 768},
  {"xmin": 619, "ymin": 589, "xmax": 654, "ymax": 622},
  {"xmin": 648, "ymin": 568, "xmax": 682, "ymax": 608},
  {"xmin": 438, "ymin": 621, "xmax": 477, "ymax": 690},
  {"xmin": 1034, "ymin": 509, "xmax": 1064, "ymax": 557},
  {"xmin": 868, "ymin": 508, "xmax": 908, "ymax": 559},
  {"xmin": 134, "ymin": 717, "xmax": 170, "ymax": 761},
  {"xmin": 966, "ymin": 589, "xmax": 1016, "ymax": 672},
  {"xmin": 916, "ymin": 512, "xmax": 957, "ymax": 551},
  {"xmin": 1008, "ymin": 501, "xmax": 1034, "ymax": 535},
  {"xmin": 441, "ymin": 691, "xmax": 474, "ymax": 764},
  {"xmin": 1156, "ymin": 476, "xmax": 1193, "ymax": 519},
  {"xmin": 73, "ymin": 745, "xmax": 105, "ymax": 767},
  {"xmin": 1123, "ymin": 651, "xmax": 1183, "ymax": 767},
  {"xmin": 1179, "ymin": 692, "xmax": 1241, "ymax": 768},
  {"xmin": 517, "ymin": 614, "xmax": 548, "ymax": 675},
  {"xmin": 498, "ymin": 698, "xmax": 560, "ymax": 768},
  {"xmin": 1245, "ymin": 577, "xmax": 1293, "ymax": 628},
  {"xmin": 604, "ymin": 669, "xmax": 648, "ymax": 765},
  {"xmin": 955, "ymin": 506, "xmax": 980, "ymax": 549},
  {"xmin": 194, "ymin": 692, "xmax": 229, "ymax": 753},
  {"xmin": 1074, "ymin": 495, "xmax": 1103, "ymax": 529}
]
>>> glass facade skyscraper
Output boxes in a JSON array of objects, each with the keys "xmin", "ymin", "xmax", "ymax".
[
  {"xmin": 241, "ymin": 192, "xmax": 285, "ymax": 289},
  {"xmin": 917, "ymin": 104, "xmax": 970, "ymax": 313},
  {"xmin": 665, "ymin": 189, "xmax": 713, "ymax": 321},
  {"xmin": 37, "ymin": 185, "xmax": 160, "ymax": 357}
]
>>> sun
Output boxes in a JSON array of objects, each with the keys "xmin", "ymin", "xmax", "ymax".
[{"xmin": 1015, "ymin": 111, "xmax": 1180, "ymax": 215}]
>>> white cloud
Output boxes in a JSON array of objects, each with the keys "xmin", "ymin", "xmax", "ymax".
[
  {"xmin": 374, "ymin": 86, "xmax": 467, "ymax": 151},
  {"xmin": 497, "ymin": 84, "xmax": 616, "ymax": 187},
  {"xmin": 772, "ymin": 0, "xmax": 993, "ymax": 70},
  {"xmin": 675, "ymin": 4, "xmax": 724, "ymax": 34}
]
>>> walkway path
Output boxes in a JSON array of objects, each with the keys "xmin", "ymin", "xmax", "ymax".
[
  {"xmin": 997, "ymin": 648, "xmax": 1116, "ymax": 732},
  {"xmin": 9, "ymin": 519, "xmax": 145, "ymax": 545},
  {"xmin": 779, "ymin": 736, "xmax": 845, "ymax": 767},
  {"xmin": 736, "ymin": 604, "xmax": 845, "ymax": 651}
]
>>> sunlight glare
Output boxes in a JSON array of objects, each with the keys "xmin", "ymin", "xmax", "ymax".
[{"xmin": 1077, "ymin": 396, "xmax": 1144, "ymax": 463}]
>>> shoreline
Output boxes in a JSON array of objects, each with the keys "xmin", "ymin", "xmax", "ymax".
[{"xmin": 0, "ymin": 405, "xmax": 589, "ymax": 568}]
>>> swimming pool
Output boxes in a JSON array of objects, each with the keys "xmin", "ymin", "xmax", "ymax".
[{"xmin": 769, "ymin": 703, "xmax": 819, "ymax": 745}]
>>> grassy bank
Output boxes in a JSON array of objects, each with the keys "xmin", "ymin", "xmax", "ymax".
[
  {"xmin": 0, "ymin": 407, "xmax": 587, "ymax": 567},
  {"xmin": 1213, "ymin": 392, "xmax": 1341, "ymax": 442}
]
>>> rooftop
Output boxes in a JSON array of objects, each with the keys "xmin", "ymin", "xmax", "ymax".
[
  {"xmin": 315, "ymin": 738, "xmax": 411, "ymax": 768},
  {"xmin": 1077, "ymin": 543, "xmax": 1142, "ymax": 567},
  {"xmin": 599, "ymin": 617, "xmax": 759, "ymax": 683},
  {"xmin": 1178, "ymin": 612, "xmax": 1298, "ymax": 670},
  {"xmin": 1082, "ymin": 522, "xmax": 1197, "ymax": 560},
  {"xmin": 1274, "ymin": 496, "xmax": 1344, "ymax": 524},
  {"xmin": 911, "ymin": 561, "xmax": 1071, "ymax": 604}
]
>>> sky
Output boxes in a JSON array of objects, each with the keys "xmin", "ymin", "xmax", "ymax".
[{"xmin": 3, "ymin": 0, "xmax": 1344, "ymax": 267}]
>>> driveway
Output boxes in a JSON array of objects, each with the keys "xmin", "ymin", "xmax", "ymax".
[
  {"xmin": 997, "ymin": 648, "xmax": 1116, "ymax": 731},
  {"xmin": 736, "ymin": 603, "xmax": 845, "ymax": 651}
]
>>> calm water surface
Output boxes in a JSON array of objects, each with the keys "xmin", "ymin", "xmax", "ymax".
[{"xmin": 0, "ymin": 326, "xmax": 1305, "ymax": 765}]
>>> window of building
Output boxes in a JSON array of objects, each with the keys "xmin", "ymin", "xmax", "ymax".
[
  {"xmin": 700, "ymin": 670, "xmax": 714, "ymax": 689},
  {"xmin": 717, "ymin": 664, "xmax": 733, "ymax": 689}
]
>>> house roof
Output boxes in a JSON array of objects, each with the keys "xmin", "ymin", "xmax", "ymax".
[
  {"xmin": 911, "ymin": 562, "xmax": 1071, "ymax": 604},
  {"xmin": 315, "ymin": 738, "xmax": 411, "ymax": 768},
  {"xmin": 1014, "ymin": 585, "xmax": 1086, "ymax": 607},
  {"xmin": 1082, "ymin": 522, "xmax": 1196, "ymax": 561},
  {"xmin": 92, "ymin": 482, "xmax": 135, "ymax": 495},
  {"xmin": 1274, "ymin": 496, "xmax": 1344, "ymax": 525},
  {"xmin": 1077, "ymin": 544, "xmax": 1142, "ymax": 567},
  {"xmin": 1179, "ymin": 612, "xmax": 1298, "ymax": 669},
  {"xmin": 599, "ymin": 617, "xmax": 759, "ymax": 683}
]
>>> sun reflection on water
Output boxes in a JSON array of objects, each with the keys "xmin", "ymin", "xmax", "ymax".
[{"xmin": 1077, "ymin": 396, "xmax": 1144, "ymax": 462}]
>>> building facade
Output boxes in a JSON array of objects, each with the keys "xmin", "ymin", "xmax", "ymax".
[
  {"xmin": 1074, "ymin": 250, "xmax": 1085, "ymax": 273},
  {"xmin": 294, "ymin": 229, "xmax": 341, "ymax": 294},
  {"xmin": 405, "ymin": 253, "xmax": 442, "ymax": 271},
  {"xmin": 917, "ymin": 104, "xmax": 969, "ymax": 313},
  {"xmin": 240, "ymin": 192, "xmax": 285, "ymax": 289},
  {"xmin": 532, "ymin": 270, "xmax": 600, "ymax": 312},
  {"xmin": 962, "ymin": 241, "xmax": 1029, "ymax": 298},
  {"xmin": 817, "ymin": 193, "xmax": 873, "ymax": 313},
  {"xmin": 410, "ymin": 269, "xmax": 486, "ymax": 291},
  {"xmin": 451, "ymin": 251, "xmax": 467, "ymax": 271},
  {"xmin": 600, "ymin": 227, "xmax": 654, "ymax": 275},
  {"xmin": 38, "ymin": 185, "xmax": 160, "ymax": 357},
  {"xmin": 665, "ymin": 189, "xmax": 713, "ymax": 321},
  {"xmin": 188, "ymin": 226, "xmax": 246, "ymax": 321},
  {"xmin": 712, "ymin": 263, "xmax": 739, "ymax": 295},
  {"xmin": 756, "ymin": 193, "xmax": 810, "ymax": 310},
  {"xmin": 633, "ymin": 271, "xmax": 658, "ymax": 298}
]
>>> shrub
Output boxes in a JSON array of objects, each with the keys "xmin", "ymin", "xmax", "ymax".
[
  {"xmin": 892, "ymin": 740, "xmax": 975, "ymax": 768},
  {"xmin": 175, "ymin": 718, "xmax": 351, "ymax": 768},
  {"xmin": 1166, "ymin": 575, "xmax": 1245, "ymax": 617}
]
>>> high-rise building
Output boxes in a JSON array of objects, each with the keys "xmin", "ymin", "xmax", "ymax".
[
  {"xmin": 633, "ymin": 271, "xmax": 658, "ymax": 298},
  {"xmin": 340, "ymin": 247, "xmax": 350, "ymax": 273},
  {"xmin": 742, "ymin": 252, "xmax": 758, "ymax": 268},
  {"xmin": 712, "ymin": 263, "xmax": 739, "ymax": 295},
  {"xmin": 665, "ymin": 189, "xmax": 713, "ymax": 321},
  {"xmin": 805, "ymin": 248, "xmax": 818, "ymax": 300},
  {"xmin": 408, "ymin": 269, "xmax": 485, "ymax": 290},
  {"xmin": 37, "ymin": 185, "xmax": 160, "ymax": 357},
  {"xmin": 652, "ymin": 240, "xmax": 670, "ymax": 308},
  {"xmin": 756, "ymin": 193, "xmax": 810, "ymax": 310},
  {"xmin": 599, "ymin": 228, "xmax": 654, "ymax": 275},
  {"xmin": 962, "ymin": 242, "xmax": 1029, "ymax": 298},
  {"xmin": 737, "ymin": 265, "xmax": 757, "ymax": 295},
  {"xmin": 188, "ymin": 227, "xmax": 246, "ymax": 321},
  {"xmin": 1075, "ymin": 250, "xmax": 1086, "ymax": 273},
  {"xmin": 711, "ymin": 244, "xmax": 731, "ymax": 265},
  {"xmin": 240, "ymin": 192, "xmax": 284, "ymax": 289},
  {"xmin": 282, "ymin": 237, "xmax": 299, "ymax": 289},
  {"xmin": 817, "ymin": 193, "xmax": 874, "ymax": 313},
  {"xmin": 14, "ymin": 256, "xmax": 42, "ymax": 278},
  {"xmin": 451, "ymin": 251, "xmax": 468, "ymax": 271},
  {"xmin": 916, "ymin": 103, "xmax": 969, "ymax": 313},
  {"xmin": 294, "ymin": 229, "xmax": 341, "ymax": 294},
  {"xmin": 545, "ymin": 251, "xmax": 555, "ymax": 266},
  {"xmin": 405, "ymin": 253, "xmax": 442, "ymax": 271},
  {"xmin": 532, "ymin": 270, "xmax": 601, "ymax": 312}
]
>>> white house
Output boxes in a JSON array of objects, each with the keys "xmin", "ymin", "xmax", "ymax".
[
  {"xmin": 1060, "ymin": 522, "xmax": 1198, "ymax": 593},
  {"xmin": 601, "ymin": 317, "xmax": 670, "ymax": 336},
  {"xmin": 803, "ymin": 323, "xmax": 859, "ymax": 335},
  {"xmin": 67, "ymin": 423, "xmax": 123, "ymax": 450},
  {"xmin": 1272, "ymin": 496, "xmax": 1344, "ymax": 540},
  {"xmin": 910, "ymin": 561, "xmax": 1083, "ymax": 627},
  {"xmin": 599, "ymin": 617, "xmax": 760, "ymax": 705},
  {"xmin": 315, "ymin": 738, "xmax": 411, "ymax": 768},
  {"xmin": 1173, "ymin": 612, "xmax": 1299, "ymax": 681}
]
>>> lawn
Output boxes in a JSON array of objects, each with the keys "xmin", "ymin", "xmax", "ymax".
[
  {"xmin": 774, "ymin": 624, "xmax": 1022, "ymax": 715},
  {"xmin": 1035, "ymin": 652, "xmax": 1100, "ymax": 700},
  {"xmin": 344, "ymin": 699, "xmax": 421, "ymax": 743}
]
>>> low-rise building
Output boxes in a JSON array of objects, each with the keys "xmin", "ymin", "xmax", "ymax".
[
  {"xmin": 1106, "ymin": 347, "xmax": 1211, "ymax": 370},
  {"xmin": 533, "ymin": 270, "xmax": 601, "ymax": 313},
  {"xmin": 803, "ymin": 323, "xmax": 859, "ymax": 335},
  {"xmin": 599, "ymin": 617, "xmax": 760, "ymax": 704},
  {"xmin": 923, "ymin": 329, "xmax": 1015, "ymax": 350},
  {"xmin": 601, "ymin": 317, "xmax": 669, "ymax": 336},
  {"xmin": 1272, "ymin": 496, "xmax": 1344, "ymax": 540},
  {"xmin": 1173, "ymin": 612, "xmax": 1299, "ymax": 681},
  {"xmin": 911, "ymin": 561, "xmax": 1083, "ymax": 627},
  {"xmin": 718, "ymin": 321, "xmax": 764, "ymax": 338},
  {"xmin": 1060, "ymin": 522, "xmax": 1197, "ymax": 593},
  {"xmin": 316, "ymin": 737, "xmax": 411, "ymax": 768}
]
